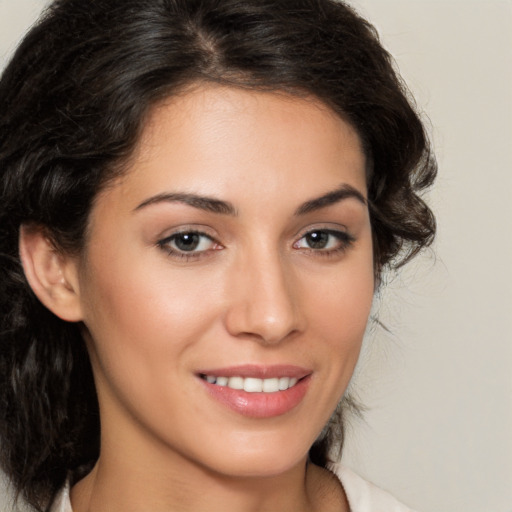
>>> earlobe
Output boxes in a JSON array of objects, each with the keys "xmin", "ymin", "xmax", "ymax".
[{"xmin": 19, "ymin": 225, "xmax": 84, "ymax": 322}]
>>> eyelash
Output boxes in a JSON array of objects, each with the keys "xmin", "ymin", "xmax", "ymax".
[{"xmin": 156, "ymin": 228, "xmax": 355, "ymax": 261}]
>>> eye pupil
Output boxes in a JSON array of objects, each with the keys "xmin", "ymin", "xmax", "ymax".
[
  {"xmin": 175, "ymin": 233, "xmax": 200, "ymax": 251},
  {"xmin": 306, "ymin": 231, "xmax": 329, "ymax": 249}
]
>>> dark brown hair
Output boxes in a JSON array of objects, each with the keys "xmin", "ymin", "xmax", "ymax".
[{"xmin": 0, "ymin": 0, "xmax": 436, "ymax": 509}]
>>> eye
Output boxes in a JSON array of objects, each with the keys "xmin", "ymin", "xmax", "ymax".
[
  {"xmin": 294, "ymin": 229, "xmax": 354, "ymax": 253},
  {"xmin": 157, "ymin": 230, "xmax": 219, "ymax": 257}
]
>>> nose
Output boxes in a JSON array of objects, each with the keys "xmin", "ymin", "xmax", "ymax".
[{"xmin": 223, "ymin": 250, "xmax": 303, "ymax": 345}]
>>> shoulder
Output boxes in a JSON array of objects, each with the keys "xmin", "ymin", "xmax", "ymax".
[{"xmin": 329, "ymin": 463, "xmax": 418, "ymax": 512}]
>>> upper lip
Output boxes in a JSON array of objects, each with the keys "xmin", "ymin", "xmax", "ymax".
[{"xmin": 196, "ymin": 364, "xmax": 311, "ymax": 380}]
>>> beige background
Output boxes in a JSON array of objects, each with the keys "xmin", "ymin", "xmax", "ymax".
[{"xmin": 1, "ymin": 1, "xmax": 511, "ymax": 511}]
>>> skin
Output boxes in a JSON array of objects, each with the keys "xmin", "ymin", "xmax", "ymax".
[{"xmin": 59, "ymin": 85, "xmax": 374, "ymax": 511}]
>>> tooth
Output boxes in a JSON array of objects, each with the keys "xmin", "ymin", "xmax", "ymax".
[
  {"xmin": 206, "ymin": 374, "xmax": 300, "ymax": 392},
  {"xmin": 228, "ymin": 376, "xmax": 244, "ymax": 390},
  {"xmin": 262, "ymin": 378, "xmax": 279, "ymax": 393},
  {"xmin": 278, "ymin": 377, "xmax": 290, "ymax": 390},
  {"xmin": 244, "ymin": 377, "xmax": 263, "ymax": 393}
]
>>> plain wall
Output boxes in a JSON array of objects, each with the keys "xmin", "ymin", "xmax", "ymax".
[{"xmin": 1, "ymin": 1, "xmax": 511, "ymax": 511}]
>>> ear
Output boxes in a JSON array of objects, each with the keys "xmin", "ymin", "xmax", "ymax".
[{"xmin": 19, "ymin": 225, "xmax": 84, "ymax": 322}]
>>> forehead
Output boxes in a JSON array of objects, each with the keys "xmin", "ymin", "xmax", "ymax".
[{"xmin": 99, "ymin": 84, "xmax": 367, "ymax": 215}]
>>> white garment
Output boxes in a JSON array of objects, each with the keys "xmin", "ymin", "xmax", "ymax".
[
  {"xmin": 50, "ymin": 464, "xmax": 417, "ymax": 512},
  {"xmin": 330, "ymin": 464, "xmax": 417, "ymax": 512}
]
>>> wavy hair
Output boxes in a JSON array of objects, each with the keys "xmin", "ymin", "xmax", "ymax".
[{"xmin": 0, "ymin": 0, "xmax": 436, "ymax": 509}]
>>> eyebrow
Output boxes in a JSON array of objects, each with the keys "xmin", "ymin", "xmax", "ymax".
[
  {"xmin": 295, "ymin": 184, "xmax": 367, "ymax": 215},
  {"xmin": 133, "ymin": 184, "xmax": 366, "ymax": 216},
  {"xmin": 134, "ymin": 193, "xmax": 237, "ymax": 215}
]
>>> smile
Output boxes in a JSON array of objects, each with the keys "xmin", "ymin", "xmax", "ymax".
[{"xmin": 199, "ymin": 374, "xmax": 299, "ymax": 393}]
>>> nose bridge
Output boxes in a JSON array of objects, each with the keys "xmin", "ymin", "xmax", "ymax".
[{"xmin": 224, "ymin": 244, "xmax": 301, "ymax": 344}]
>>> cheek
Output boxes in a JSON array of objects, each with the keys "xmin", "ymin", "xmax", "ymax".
[
  {"xmin": 303, "ymin": 248, "xmax": 374, "ymax": 379},
  {"xmin": 82, "ymin": 247, "xmax": 220, "ymax": 338},
  {"xmin": 311, "ymin": 253, "xmax": 374, "ymax": 336},
  {"xmin": 78, "ymin": 251, "xmax": 221, "ymax": 392},
  {"xmin": 78, "ymin": 256, "xmax": 223, "ymax": 433}
]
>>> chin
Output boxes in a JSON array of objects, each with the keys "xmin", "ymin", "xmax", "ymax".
[{"xmin": 189, "ymin": 430, "xmax": 314, "ymax": 480}]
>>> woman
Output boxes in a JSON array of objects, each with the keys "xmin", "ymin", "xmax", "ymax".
[{"xmin": 0, "ymin": 0, "xmax": 436, "ymax": 511}]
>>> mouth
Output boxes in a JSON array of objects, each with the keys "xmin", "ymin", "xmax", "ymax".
[
  {"xmin": 196, "ymin": 365, "xmax": 311, "ymax": 418},
  {"xmin": 199, "ymin": 374, "xmax": 299, "ymax": 393}
]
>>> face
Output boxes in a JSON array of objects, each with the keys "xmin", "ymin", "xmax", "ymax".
[{"xmin": 74, "ymin": 85, "xmax": 374, "ymax": 479}]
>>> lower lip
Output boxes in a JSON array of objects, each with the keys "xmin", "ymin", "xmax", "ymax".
[{"xmin": 200, "ymin": 376, "xmax": 311, "ymax": 418}]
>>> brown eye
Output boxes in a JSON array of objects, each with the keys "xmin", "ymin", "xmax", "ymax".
[
  {"xmin": 158, "ymin": 231, "xmax": 217, "ymax": 255},
  {"xmin": 304, "ymin": 231, "xmax": 330, "ymax": 249},
  {"xmin": 294, "ymin": 229, "xmax": 355, "ymax": 253},
  {"xmin": 173, "ymin": 233, "xmax": 201, "ymax": 252}
]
